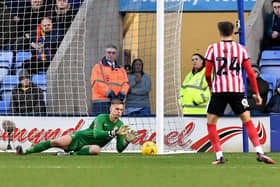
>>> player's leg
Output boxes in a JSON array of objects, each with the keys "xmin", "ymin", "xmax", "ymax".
[
  {"xmin": 239, "ymin": 111, "xmax": 262, "ymax": 149},
  {"xmin": 230, "ymin": 93, "xmax": 274, "ymax": 164},
  {"xmin": 70, "ymin": 145, "xmax": 101, "ymax": 156},
  {"xmin": 207, "ymin": 113, "xmax": 224, "ymax": 164},
  {"xmin": 16, "ymin": 135, "xmax": 72, "ymax": 155},
  {"xmin": 206, "ymin": 93, "xmax": 227, "ymax": 164},
  {"xmin": 239, "ymin": 111, "xmax": 275, "ymax": 164}
]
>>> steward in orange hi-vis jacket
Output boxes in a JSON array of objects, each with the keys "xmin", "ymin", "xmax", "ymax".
[{"xmin": 91, "ymin": 57, "xmax": 129, "ymax": 101}]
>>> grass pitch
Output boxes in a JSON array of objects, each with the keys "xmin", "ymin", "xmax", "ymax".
[{"xmin": 1, "ymin": 152, "xmax": 279, "ymax": 187}]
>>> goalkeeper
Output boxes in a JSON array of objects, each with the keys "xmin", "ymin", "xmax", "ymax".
[{"xmin": 16, "ymin": 99, "xmax": 138, "ymax": 156}]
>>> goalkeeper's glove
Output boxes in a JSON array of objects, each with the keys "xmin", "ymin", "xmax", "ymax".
[
  {"xmin": 124, "ymin": 129, "xmax": 139, "ymax": 143},
  {"xmin": 117, "ymin": 124, "xmax": 129, "ymax": 136},
  {"xmin": 108, "ymin": 125, "xmax": 129, "ymax": 138}
]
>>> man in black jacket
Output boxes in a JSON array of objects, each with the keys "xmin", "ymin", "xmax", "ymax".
[
  {"xmin": 247, "ymin": 65, "xmax": 269, "ymax": 115},
  {"xmin": 10, "ymin": 70, "xmax": 46, "ymax": 115}
]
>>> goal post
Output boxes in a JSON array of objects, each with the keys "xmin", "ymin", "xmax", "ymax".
[{"xmin": 156, "ymin": 0, "xmax": 165, "ymax": 154}]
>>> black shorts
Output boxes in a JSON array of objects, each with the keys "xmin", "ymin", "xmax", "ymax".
[{"xmin": 207, "ymin": 92, "xmax": 249, "ymax": 116}]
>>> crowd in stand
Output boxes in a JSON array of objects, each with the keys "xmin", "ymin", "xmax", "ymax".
[{"xmin": 0, "ymin": 0, "xmax": 82, "ymax": 115}]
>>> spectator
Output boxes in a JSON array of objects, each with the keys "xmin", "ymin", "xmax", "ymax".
[
  {"xmin": 247, "ymin": 65, "xmax": 269, "ymax": 115},
  {"xmin": 90, "ymin": 44, "xmax": 130, "ymax": 115},
  {"xmin": 125, "ymin": 58, "xmax": 151, "ymax": 116},
  {"xmin": 50, "ymin": 0, "xmax": 76, "ymax": 36},
  {"xmin": 265, "ymin": 80, "xmax": 280, "ymax": 113},
  {"xmin": 23, "ymin": 17, "xmax": 64, "ymax": 74},
  {"xmin": 180, "ymin": 53, "xmax": 210, "ymax": 114},
  {"xmin": 10, "ymin": 69, "xmax": 46, "ymax": 115},
  {"xmin": 263, "ymin": 0, "xmax": 280, "ymax": 49},
  {"xmin": 8, "ymin": 0, "xmax": 52, "ymax": 51},
  {"xmin": 124, "ymin": 64, "xmax": 131, "ymax": 74}
]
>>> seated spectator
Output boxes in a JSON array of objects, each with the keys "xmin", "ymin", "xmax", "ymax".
[
  {"xmin": 247, "ymin": 65, "xmax": 269, "ymax": 115},
  {"xmin": 90, "ymin": 44, "xmax": 129, "ymax": 115},
  {"xmin": 125, "ymin": 58, "xmax": 151, "ymax": 116},
  {"xmin": 263, "ymin": 0, "xmax": 280, "ymax": 49},
  {"xmin": 50, "ymin": 0, "xmax": 76, "ymax": 36},
  {"xmin": 10, "ymin": 70, "xmax": 46, "ymax": 115},
  {"xmin": 23, "ymin": 17, "xmax": 64, "ymax": 74},
  {"xmin": 265, "ymin": 80, "xmax": 280, "ymax": 113},
  {"xmin": 180, "ymin": 53, "xmax": 210, "ymax": 114},
  {"xmin": 8, "ymin": 0, "xmax": 52, "ymax": 51}
]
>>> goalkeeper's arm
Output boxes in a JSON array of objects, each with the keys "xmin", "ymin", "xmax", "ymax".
[{"xmin": 116, "ymin": 128, "xmax": 139, "ymax": 153}]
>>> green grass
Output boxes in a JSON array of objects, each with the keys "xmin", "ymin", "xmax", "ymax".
[{"xmin": 1, "ymin": 152, "xmax": 280, "ymax": 187}]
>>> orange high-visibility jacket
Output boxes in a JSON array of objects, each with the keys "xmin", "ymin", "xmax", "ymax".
[{"xmin": 91, "ymin": 58, "xmax": 129, "ymax": 102}]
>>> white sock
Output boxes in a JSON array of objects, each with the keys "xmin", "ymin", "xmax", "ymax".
[
  {"xmin": 216, "ymin": 151, "xmax": 223, "ymax": 160},
  {"xmin": 255, "ymin": 146, "xmax": 264, "ymax": 154}
]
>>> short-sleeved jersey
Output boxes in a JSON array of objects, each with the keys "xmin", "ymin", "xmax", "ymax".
[
  {"xmin": 204, "ymin": 40, "xmax": 249, "ymax": 93},
  {"xmin": 67, "ymin": 114, "xmax": 128, "ymax": 152}
]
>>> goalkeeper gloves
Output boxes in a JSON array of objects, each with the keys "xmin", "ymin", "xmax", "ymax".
[
  {"xmin": 125, "ymin": 129, "xmax": 139, "ymax": 143},
  {"xmin": 108, "ymin": 125, "xmax": 129, "ymax": 138},
  {"xmin": 117, "ymin": 125, "xmax": 129, "ymax": 135}
]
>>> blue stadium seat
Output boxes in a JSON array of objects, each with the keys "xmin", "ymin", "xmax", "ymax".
[
  {"xmin": 1, "ymin": 75, "xmax": 19, "ymax": 91},
  {"xmin": 14, "ymin": 52, "xmax": 32, "ymax": 75},
  {"xmin": 260, "ymin": 66, "xmax": 280, "ymax": 80},
  {"xmin": 1, "ymin": 91, "xmax": 12, "ymax": 102},
  {"xmin": 32, "ymin": 74, "xmax": 46, "ymax": 90},
  {"xmin": 0, "ymin": 100, "xmax": 10, "ymax": 114},
  {"xmin": 0, "ymin": 51, "xmax": 13, "ymax": 68},
  {"xmin": 260, "ymin": 50, "xmax": 280, "ymax": 66},
  {"xmin": 0, "ymin": 51, "xmax": 13, "ymax": 82},
  {"xmin": 260, "ymin": 73, "xmax": 277, "ymax": 104}
]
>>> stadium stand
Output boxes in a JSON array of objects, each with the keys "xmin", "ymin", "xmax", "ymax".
[
  {"xmin": 0, "ymin": 100, "xmax": 10, "ymax": 113},
  {"xmin": 0, "ymin": 75, "xmax": 18, "ymax": 103},
  {"xmin": 259, "ymin": 50, "xmax": 280, "ymax": 80},
  {"xmin": 0, "ymin": 0, "xmax": 85, "ymax": 114},
  {"xmin": 15, "ymin": 52, "xmax": 32, "ymax": 75},
  {"xmin": 0, "ymin": 51, "xmax": 13, "ymax": 83}
]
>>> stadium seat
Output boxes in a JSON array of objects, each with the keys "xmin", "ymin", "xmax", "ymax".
[
  {"xmin": 14, "ymin": 52, "xmax": 32, "ymax": 75},
  {"xmin": 32, "ymin": 74, "xmax": 46, "ymax": 90},
  {"xmin": 260, "ymin": 50, "xmax": 280, "ymax": 66},
  {"xmin": 0, "ymin": 51, "xmax": 13, "ymax": 68},
  {"xmin": 0, "ymin": 100, "xmax": 10, "ymax": 113},
  {"xmin": 1, "ymin": 75, "xmax": 19, "ymax": 91},
  {"xmin": 0, "ymin": 51, "xmax": 13, "ymax": 82},
  {"xmin": 260, "ymin": 73, "xmax": 277, "ymax": 104},
  {"xmin": 260, "ymin": 66, "xmax": 280, "ymax": 80},
  {"xmin": 1, "ymin": 91, "xmax": 12, "ymax": 102}
]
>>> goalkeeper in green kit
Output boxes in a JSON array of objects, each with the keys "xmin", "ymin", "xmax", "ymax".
[{"xmin": 15, "ymin": 99, "xmax": 138, "ymax": 156}]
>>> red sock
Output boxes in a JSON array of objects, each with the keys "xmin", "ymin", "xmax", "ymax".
[
  {"xmin": 244, "ymin": 120, "xmax": 260, "ymax": 147},
  {"xmin": 207, "ymin": 123, "xmax": 221, "ymax": 152}
]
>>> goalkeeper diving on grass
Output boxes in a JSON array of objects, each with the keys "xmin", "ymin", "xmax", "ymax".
[{"xmin": 15, "ymin": 99, "xmax": 139, "ymax": 156}]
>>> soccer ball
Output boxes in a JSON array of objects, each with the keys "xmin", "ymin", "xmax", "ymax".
[{"xmin": 141, "ymin": 141, "xmax": 157, "ymax": 155}]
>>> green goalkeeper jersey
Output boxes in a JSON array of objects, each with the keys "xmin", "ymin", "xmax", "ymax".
[{"xmin": 67, "ymin": 114, "xmax": 128, "ymax": 152}]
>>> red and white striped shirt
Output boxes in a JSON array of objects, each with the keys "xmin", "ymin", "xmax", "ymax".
[{"xmin": 204, "ymin": 40, "xmax": 250, "ymax": 93}]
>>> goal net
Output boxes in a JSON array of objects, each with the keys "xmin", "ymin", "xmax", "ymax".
[{"xmin": 0, "ymin": 0, "xmax": 193, "ymax": 154}]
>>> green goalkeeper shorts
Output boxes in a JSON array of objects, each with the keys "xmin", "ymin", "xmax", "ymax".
[
  {"xmin": 65, "ymin": 132, "xmax": 83, "ymax": 152},
  {"xmin": 66, "ymin": 130, "xmax": 94, "ymax": 152}
]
